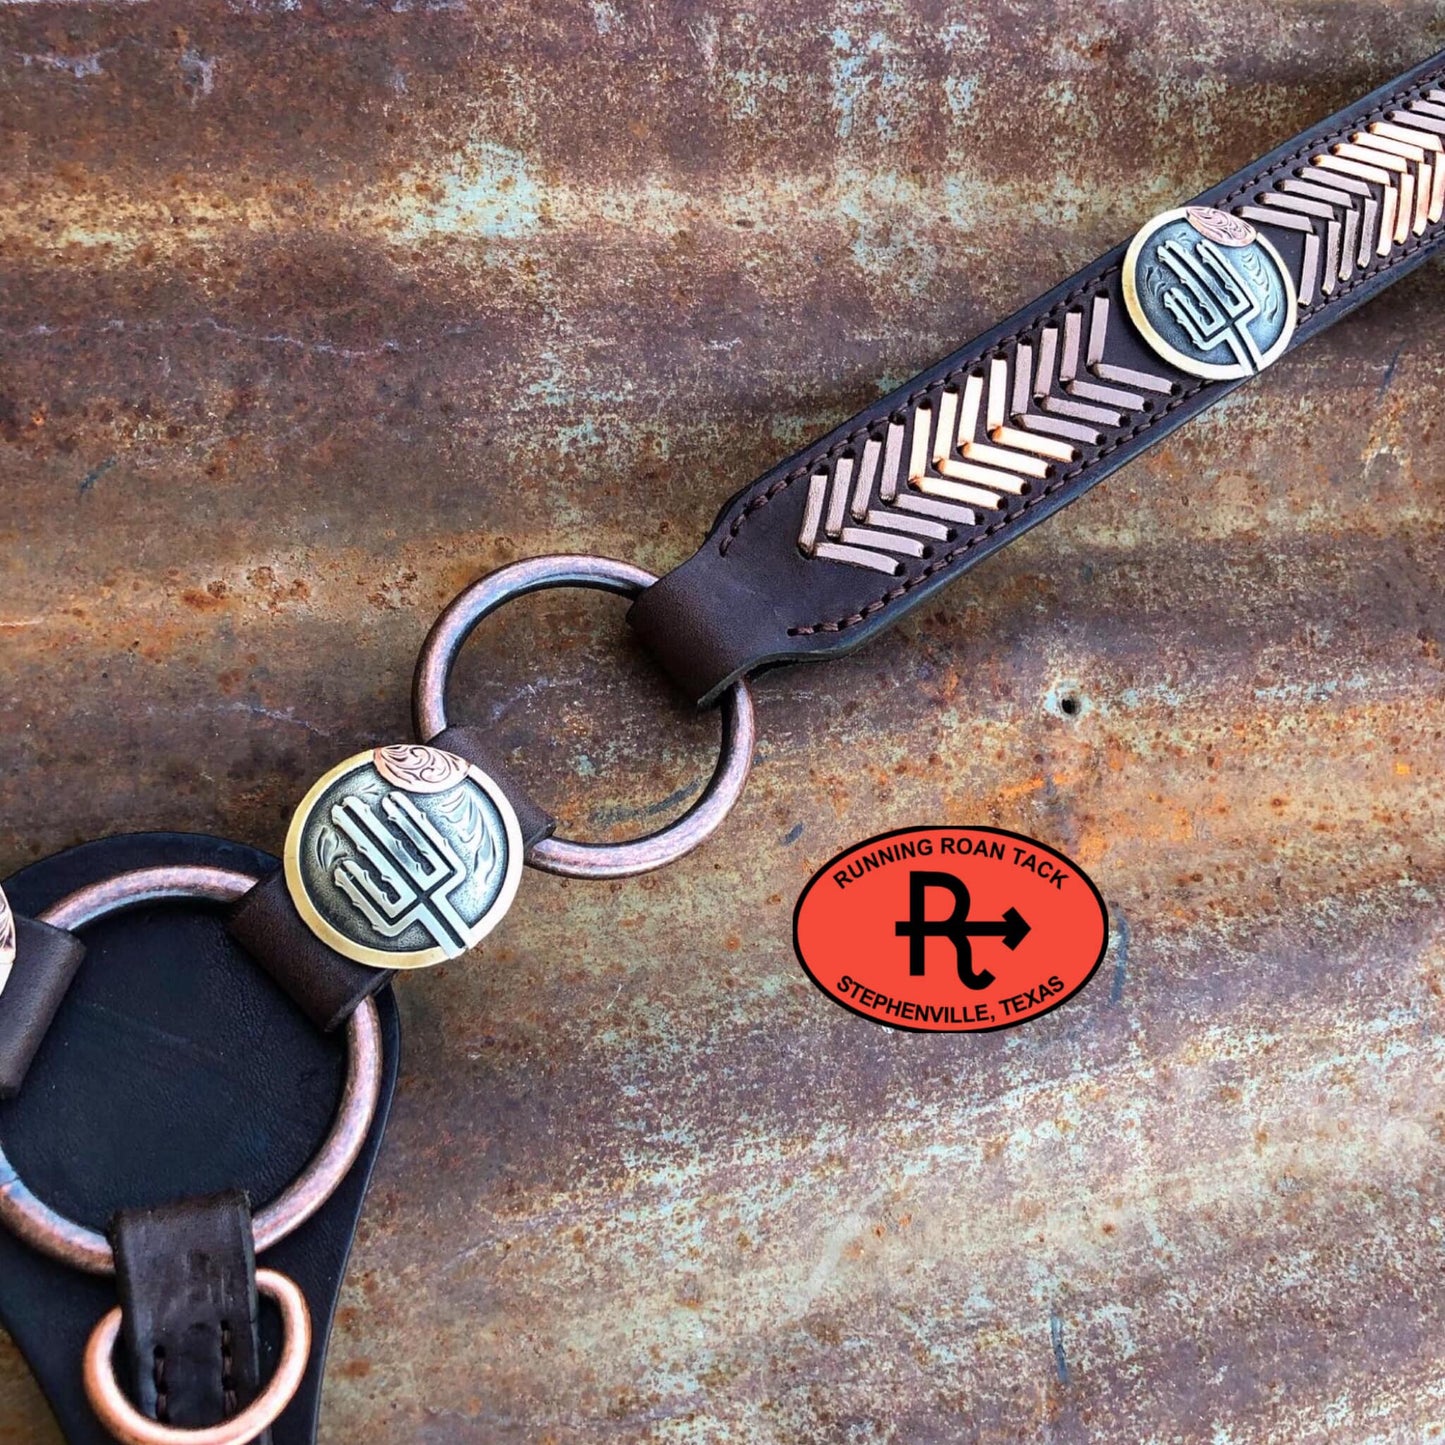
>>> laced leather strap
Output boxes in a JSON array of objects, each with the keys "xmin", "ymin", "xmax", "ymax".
[{"xmin": 629, "ymin": 49, "xmax": 1445, "ymax": 704}]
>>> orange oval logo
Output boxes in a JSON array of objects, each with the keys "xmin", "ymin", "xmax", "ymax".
[{"xmin": 793, "ymin": 827, "xmax": 1108, "ymax": 1032}]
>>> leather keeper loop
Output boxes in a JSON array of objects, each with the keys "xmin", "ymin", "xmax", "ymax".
[
  {"xmin": 424, "ymin": 724, "xmax": 557, "ymax": 850},
  {"xmin": 0, "ymin": 916, "xmax": 85, "ymax": 1100},
  {"xmin": 109, "ymin": 1190, "xmax": 268, "ymax": 1437},
  {"xmin": 227, "ymin": 872, "xmax": 390, "ymax": 1035}
]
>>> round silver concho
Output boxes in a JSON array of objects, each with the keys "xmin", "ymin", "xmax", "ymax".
[
  {"xmin": 1122, "ymin": 205, "xmax": 1297, "ymax": 382},
  {"xmin": 284, "ymin": 744, "xmax": 523, "ymax": 970}
]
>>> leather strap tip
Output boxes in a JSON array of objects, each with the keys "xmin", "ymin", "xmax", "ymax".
[
  {"xmin": 0, "ymin": 916, "xmax": 86, "ymax": 1100},
  {"xmin": 110, "ymin": 1190, "xmax": 267, "ymax": 1434}
]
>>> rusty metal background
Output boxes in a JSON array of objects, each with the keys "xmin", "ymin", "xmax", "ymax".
[{"xmin": 2, "ymin": 2, "xmax": 1444, "ymax": 1441}]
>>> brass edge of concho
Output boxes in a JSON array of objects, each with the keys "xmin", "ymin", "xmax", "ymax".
[
  {"xmin": 283, "ymin": 746, "xmax": 525, "ymax": 971},
  {"xmin": 1122, "ymin": 206, "xmax": 1299, "ymax": 382},
  {"xmin": 0, "ymin": 882, "xmax": 14, "ymax": 999}
]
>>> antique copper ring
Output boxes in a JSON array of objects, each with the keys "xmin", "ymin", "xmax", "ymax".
[
  {"xmin": 0, "ymin": 863, "xmax": 383, "ymax": 1275},
  {"xmin": 413, "ymin": 554, "xmax": 756, "ymax": 879},
  {"xmin": 82, "ymin": 1267, "xmax": 311, "ymax": 1445}
]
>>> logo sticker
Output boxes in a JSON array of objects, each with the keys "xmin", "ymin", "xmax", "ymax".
[{"xmin": 793, "ymin": 827, "xmax": 1108, "ymax": 1033}]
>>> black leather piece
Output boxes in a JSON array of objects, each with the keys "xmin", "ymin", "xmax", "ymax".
[
  {"xmin": 228, "ymin": 726, "xmax": 548, "ymax": 1032},
  {"xmin": 0, "ymin": 832, "xmax": 401, "ymax": 1445},
  {"xmin": 0, "ymin": 916, "xmax": 85, "ymax": 1100},
  {"xmin": 111, "ymin": 1191, "xmax": 266, "ymax": 1436},
  {"xmin": 629, "ymin": 49, "xmax": 1445, "ymax": 704},
  {"xmin": 228, "ymin": 870, "xmax": 393, "ymax": 1035},
  {"xmin": 427, "ymin": 724, "xmax": 557, "ymax": 851}
]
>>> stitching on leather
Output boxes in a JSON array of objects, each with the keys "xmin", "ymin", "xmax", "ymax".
[
  {"xmin": 789, "ymin": 375, "xmax": 1209, "ymax": 634},
  {"xmin": 1296, "ymin": 211, "xmax": 1441, "ymax": 320},
  {"xmin": 221, "ymin": 1319, "xmax": 237, "ymax": 1415},
  {"xmin": 154, "ymin": 1346, "xmax": 169, "ymax": 1424},
  {"xmin": 712, "ymin": 64, "xmax": 1442, "ymax": 634},
  {"xmin": 716, "ymin": 264, "xmax": 1117, "ymax": 557},
  {"xmin": 791, "ymin": 211, "xmax": 1442, "ymax": 638}
]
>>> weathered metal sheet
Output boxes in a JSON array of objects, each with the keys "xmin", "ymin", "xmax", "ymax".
[{"xmin": 2, "ymin": 2, "xmax": 1443, "ymax": 1441}]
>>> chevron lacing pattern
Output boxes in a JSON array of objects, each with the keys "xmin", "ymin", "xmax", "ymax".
[
  {"xmin": 793, "ymin": 86, "xmax": 1445, "ymax": 577},
  {"xmin": 795, "ymin": 295, "xmax": 1174, "ymax": 575},
  {"xmin": 1235, "ymin": 90, "xmax": 1445, "ymax": 306}
]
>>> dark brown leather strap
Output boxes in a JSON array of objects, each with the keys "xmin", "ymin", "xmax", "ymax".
[
  {"xmin": 229, "ymin": 728, "xmax": 553, "ymax": 1031},
  {"xmin": 629, "ymin": 51, "xmax": 1445, "ymax": 705},
  {"xmin": 110, "ymin": 1191, "xmax": 267, "ymax": 1437},
  {"xmin": 0, "ymin": 916, "xmax": 85, "ymax": 1099},
  {"xmin": 227, "ymin": 871, "xmax": 387, "ymax": 1034},
  {"xmin": 427, "ymin": 725, "xmax": 556, "ymax": 848}
]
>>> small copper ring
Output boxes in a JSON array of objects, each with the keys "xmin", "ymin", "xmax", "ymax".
[
  {"xmin": 412, "ymin": 554, "xmax": 755, "ymax": 880},
  {"xmin": 83, "ymin": 1267, "xmax": 310, "ymax": 1445},
  {"xmin": 0, "ymin": 864, "xmax": 383, "ymax": 1275}
]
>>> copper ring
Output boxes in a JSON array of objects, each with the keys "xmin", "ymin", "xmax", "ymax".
[
  {"xmin": 0, "ymin": 865, "xmax": 383, "ymax": 1275},
  {"xmin": 412, "ymin": 554, "xmax": 756, "ymax": 880},
  {"xmin": 83, "ymin": 1267, "xmax": 310, "ymax": 1445}
]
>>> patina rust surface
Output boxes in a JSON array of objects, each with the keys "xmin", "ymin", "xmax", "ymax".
[{"xmin": 2, "ymin": 2, "xmax": 1445, "ymax": 1441}]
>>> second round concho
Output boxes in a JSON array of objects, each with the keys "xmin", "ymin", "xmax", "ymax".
[{"xmin": 284, "ymin": 744, "xmax": 523, "ymax": 969}]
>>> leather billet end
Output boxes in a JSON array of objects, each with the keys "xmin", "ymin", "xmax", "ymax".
[{"xmin": 0, "ymin": 915, "xmax": 85, "ymax": 1100}]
